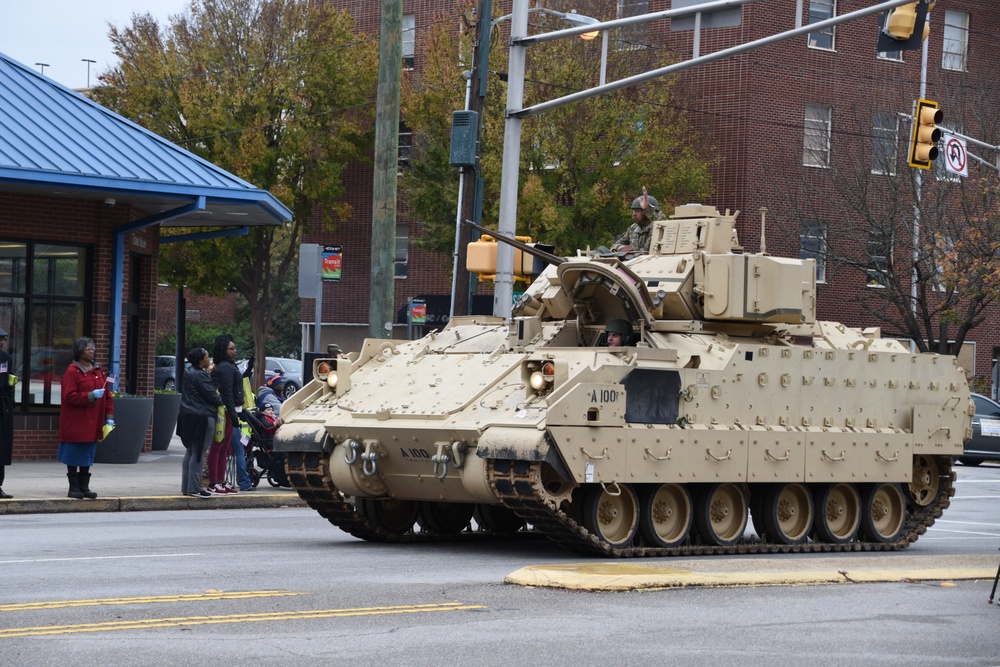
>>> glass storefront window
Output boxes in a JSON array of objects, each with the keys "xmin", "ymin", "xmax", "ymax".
[{"xmin": 0, "ymin": 241, "xmax": 89, "ymax": 409}]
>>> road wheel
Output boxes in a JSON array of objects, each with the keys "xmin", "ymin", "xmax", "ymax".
[
  {"xmin": 812, "ymin": 483, "xmax": 860, "ymax": 544},
  {"xmin": 638, "ymin": 483, "xmax": 691, "ymax": 548},
  {"xmin": 693, "ymin": 483, "xmax": 748, "ymax": 547},
  {"xmin": 283, "ymin": 383, "xmax": 298, "ymax": 400},
  {"xmin": 860, "ymin": 483, "xmax": 907, "ymax": 543},
  {"xmin": 358, "ymin": 498, "xmax": 420, "ymax": 535},
  {"xmin": 474, "ymin": 504, "xmax": 526, "ymax": 533},
  {"xmin": 958, "ymin": 457, "xmax": 983, "ymax": 467},
  {"xmin": 164, "ymin": 378, "xmax": 175, "ymax": 391},
  {"xmin": 419, "ymin": 501, "xmax": 474, "ymax": 534},
  {"xmin": 582, "ymin": 484, "xmax": 639, "ymax": 548},
  {"xmin": 909, "ymin": 455, "xmax": 941, "ymax": 507},
  {"xmin": 761, "ymin": 483, "xmax": 813, "ymax": 545}
]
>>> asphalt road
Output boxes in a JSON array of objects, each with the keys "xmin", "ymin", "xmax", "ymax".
[{"xmin": 2, "ymin": 464, "xmax": 999, "ymax": 666}]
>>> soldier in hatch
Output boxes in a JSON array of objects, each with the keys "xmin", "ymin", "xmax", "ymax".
[{"xmin": 611, "ymin": 186, "xmax": 665, "ymax": 253}]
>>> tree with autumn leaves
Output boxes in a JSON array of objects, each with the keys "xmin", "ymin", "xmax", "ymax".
[
  {"xmin": 92, "ymin": 0, "xmax": 378, "ymax": 383},
  {"xmin": 401, "ymin": 1, "xmax": 715, "ymax": 261}
]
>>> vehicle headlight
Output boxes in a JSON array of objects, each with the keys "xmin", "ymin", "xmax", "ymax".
[
  {"xmin": 326, "ymin": 371, "xmax": 338, "ymax": 389},
  {"xmin": 529, "ymin": 361, "xmax": 556, "ymax": 392}
]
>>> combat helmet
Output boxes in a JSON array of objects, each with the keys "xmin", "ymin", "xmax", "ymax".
[
  {"xmin": 604, "ymin": 319, "xmax": 631, "ymax": 335},
  {"xmin": 630, "ymin": 194, "xmax": 659, "ymax": 210}
]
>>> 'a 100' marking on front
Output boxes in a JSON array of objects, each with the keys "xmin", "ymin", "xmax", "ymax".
[{"xmin": 590, "ymin": 389, "xmax": 619, "ymax": 403}]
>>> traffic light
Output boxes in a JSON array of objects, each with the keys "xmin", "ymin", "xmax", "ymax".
[
  {"xmin": 876, "ymin": 1, "xmax": 934, "ymax": 52},
  {"xmin": 908, "ymin": 99, "xmax": 943, "ymax": 169}
]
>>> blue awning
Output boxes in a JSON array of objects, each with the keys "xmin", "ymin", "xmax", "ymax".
[{"xmin": 0, "ymin": 51, "xmax": 292, "ymax": 226}]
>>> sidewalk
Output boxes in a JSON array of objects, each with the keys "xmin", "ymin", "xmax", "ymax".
[{"xmin": 0, "ymin": 435, "xmax": 305, "ymax": 515}]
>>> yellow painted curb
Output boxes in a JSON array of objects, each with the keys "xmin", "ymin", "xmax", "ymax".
[{"xmin": 504, "ymin": 563, "xmax": 998, "ymax": 591}]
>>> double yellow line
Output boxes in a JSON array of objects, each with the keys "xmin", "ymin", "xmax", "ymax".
[{"xmin": 0, "ymin": 592, "xmax": 483, "ymax": 638}]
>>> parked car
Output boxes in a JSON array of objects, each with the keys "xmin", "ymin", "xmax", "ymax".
[
  {"xmin": 238, "ymin": 356, "xmax": 303, "ymax": 400},
  {"xmin": 154, "ymin": 355, "xmax": 193, "ymax": 391},
  {"xmin": 155, "ymin": 355, "xmax": 177, "ymax": 390},
  {"xmin": 960, "ymin": 393, "xmax": 1000, "ymax": 466}
]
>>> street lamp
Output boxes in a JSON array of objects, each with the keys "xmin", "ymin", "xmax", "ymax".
[
  {"xmin": 492, "ymin": 8, "xmax": 606, "ymax": 84},
  {"xmin": 82, "ymin": 59, "xmax": 96, "ymax": 88}
]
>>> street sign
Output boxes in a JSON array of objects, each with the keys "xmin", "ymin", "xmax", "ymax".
[
  {"xmin": 943, "ymin": 134, "xmax": 968, "ymax": 177},
  {"xmin": 322, "ymin": 245, "xmax": 343, "ymax": 282},
  {"xmin": 298, "ymin": 243, "xmax": 320, "ymax": 298}
]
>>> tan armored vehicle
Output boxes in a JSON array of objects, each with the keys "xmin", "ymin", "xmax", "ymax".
[{"xmin": 275, "ymin": 204, "xmax": 971, "ymax": 556}]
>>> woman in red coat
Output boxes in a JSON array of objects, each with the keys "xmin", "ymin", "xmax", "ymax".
[{"xmin": 58, "ymin": 337, "xmax": 114, "ymax": 499}]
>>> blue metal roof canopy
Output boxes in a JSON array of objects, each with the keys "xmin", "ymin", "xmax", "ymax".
[{"xmin": 0, "ymin": 52, "xmax": 293, "ymax": 381}]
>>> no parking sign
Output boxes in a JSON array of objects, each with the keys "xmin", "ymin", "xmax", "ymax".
[{"xmin": 943, "ymin": 134, "xmax": 968, "ymax": 177}]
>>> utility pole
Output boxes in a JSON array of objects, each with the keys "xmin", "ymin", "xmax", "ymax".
[
  {"xmin": 370, "ymin": 0, "xmax": 402, "ymax": 339},
  {"xmin": 452, "ymin": 0, "xmax": 492, "ymax": 317}
]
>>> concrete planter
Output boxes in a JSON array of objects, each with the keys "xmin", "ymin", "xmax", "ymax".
[
  {"xmin": 151, "ymin": 392, "xmax": 181, "ymax": 451},
  {"xmin": 94, "ymin": 397, "xmax": 153, "ymax": 464}
]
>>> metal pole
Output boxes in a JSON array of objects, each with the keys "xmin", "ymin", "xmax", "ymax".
[
  {"xmin": 450, "ymin": 71, "xmax": 474, "ymax": 319},
  {"xmin": 912, "ymin": 9, "xmax": 930, "ymax": 319},
  {"xmin": 494, "ymin": 0, "xmax": 528, "ymax": 317},
  {"xmin": 314, "ymin": 251, "xmax": 323, "ymax": 353}
]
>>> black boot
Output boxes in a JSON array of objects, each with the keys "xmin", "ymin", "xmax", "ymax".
[
  {"xmin": 78, "ymin": 471, "xmax": 97, "ymax": 499},
  {"xmin": 67, "ymin": 472, "xmax": 84, "ymax": 499}
]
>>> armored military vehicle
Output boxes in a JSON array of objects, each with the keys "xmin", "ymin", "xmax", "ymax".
[{"xmin": 275, "ymin": 204, "xmax": 971, "ymax": 556}]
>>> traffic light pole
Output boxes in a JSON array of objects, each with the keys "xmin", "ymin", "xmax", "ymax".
[{"xmin": 911, "ymin": 9, "xmax": 930, "ymax": 318}]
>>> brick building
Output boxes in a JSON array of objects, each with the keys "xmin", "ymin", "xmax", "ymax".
[
  {"xmin": 0, "ymin": 53, "xmax": 291, "ymax": 459},
  {"xmin": 311, "ymin": 0, "xmax": 999, "ymax": 387}
]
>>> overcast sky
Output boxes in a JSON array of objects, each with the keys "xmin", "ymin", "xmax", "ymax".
[{"xmin": 1, "ymin": 0, "xmax": 188, "ymax": 89}]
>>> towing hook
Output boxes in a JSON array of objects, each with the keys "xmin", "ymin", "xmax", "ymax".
[
  {"xmin": 432, "ymin": 453, "xmax": 452, "ymax": 480},
  {"xmin": 343, "ymin": 438, "xmax": 361, "ymax": 465},
  {"xmin": 360, "ymin": 441, "xmax": 381, "ymax": 476}
]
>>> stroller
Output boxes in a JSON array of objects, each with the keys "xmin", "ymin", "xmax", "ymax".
[{"xmin": 242, "ymin": 409, "xmax": 290, "ymax": 488}]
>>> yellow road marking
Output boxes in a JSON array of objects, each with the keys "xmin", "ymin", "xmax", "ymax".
[
  {"xmin": 0, "ymin": 602, "xmax": 484, "ymax": 638},
  {"xmin": 0, "ymin": 590, "xmax": 305, "ymax": 612}
]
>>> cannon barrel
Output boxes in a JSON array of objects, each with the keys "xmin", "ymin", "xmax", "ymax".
[{"xmin": 463, "ymin": 219, "xmax": 565, "ymax": 267}]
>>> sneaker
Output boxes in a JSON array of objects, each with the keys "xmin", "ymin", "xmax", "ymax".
[
  {"xmin": 239, "ymin": 485, "xmax": 253, "ymax": 492},
  {"xmin": 188, "ymin": 490, "xmax": 212, "ymax": 499},
  {"xmin": 223, "ymin": 483, "xmax": 238, "ymax": 494},
  {"xmin": 209, "ymin": 483, "xmax": 229, "ymax": 495},
  {"xmin": 0, "ymin": 488, "xmax": 12, "ymax": 499}
]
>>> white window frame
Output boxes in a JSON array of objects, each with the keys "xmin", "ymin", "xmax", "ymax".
[
  {"xmin": 866, "ymin": 233, "xmax": 892, "ymax": 288},
  {"xmin": 402, "ymin": 14, "xmax": 415, "ymax": 69},
  {"xmin": 616, "ymin": 0, "xmax": 648, "ymax": 51},
  {"xmin": 397, "ymin": 123, "xmax": 412, "ymax": 175},
  {"xmin": 799, "ymin": 220, "xmax": 827, "ymax": 283},
  {"xmin": 807, "ymin": 0, "xmax": 836, "ymax": 51},
  {"xmin": 803, "ymin": 104, "xmax": 832, "ymax": 168},
  {"xmin": 942, "ymin": 10, "xmax": 969, "ymax": 72},
  {"xmin": 395, "ymin": 223, "xmax": 409, "ymax": 279},
  {"xmin": 871, "ymin": 111, "xmax": 898, "ymax": 176}
]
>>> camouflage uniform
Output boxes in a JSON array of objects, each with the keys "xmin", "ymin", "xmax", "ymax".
[{"xmin": 611, "ymin": 204, "xmax": 666, "ymax": 252}]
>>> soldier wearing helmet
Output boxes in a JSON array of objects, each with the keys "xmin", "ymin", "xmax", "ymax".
[
  {"xmin": 604, "ymin": 319, "xmax": 632, "ymax": 347},
  {"xmin": 611, "ymin": 186, "xmax": 665, "ymax": 253}
]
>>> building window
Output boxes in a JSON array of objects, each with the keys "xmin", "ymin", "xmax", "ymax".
[
  {"xmin": 942, "ymin": 10, "xmax": 969, "ymax": 72},
  {"xmin": 799, "ymin": 221, "xmax": 827, "ymax": 283},
  {"xmin": 0, "ymin": 241, "xmax": 90, "ymax": 408},
  {"xmin": 398, "ymin": 122, "xmax": 412, "ymax": 174},
  {"xmin": 867, "ymin": 232, "xmax": 892, "ymax": 287},
  {"xmin": 616, "ymin": 0, "xmax": 648, "ymax": 50},
  {"xmin": 807, "ymin": 0, "xmax": 835, "ymax": 50},
  {"xmin": 395, "ymin": 223, "xmax": 409, "ymax": 279},
  {"xmin": 402, "ymin": 14, "xmax": 415, "ymax": 69},
  {"xmin": 803, "ymin": 104, "xmax": 832, "ymax": 168},
  {"xmin": 871, "ymin": 112, "xmax": 898, "ymax": 175}
]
